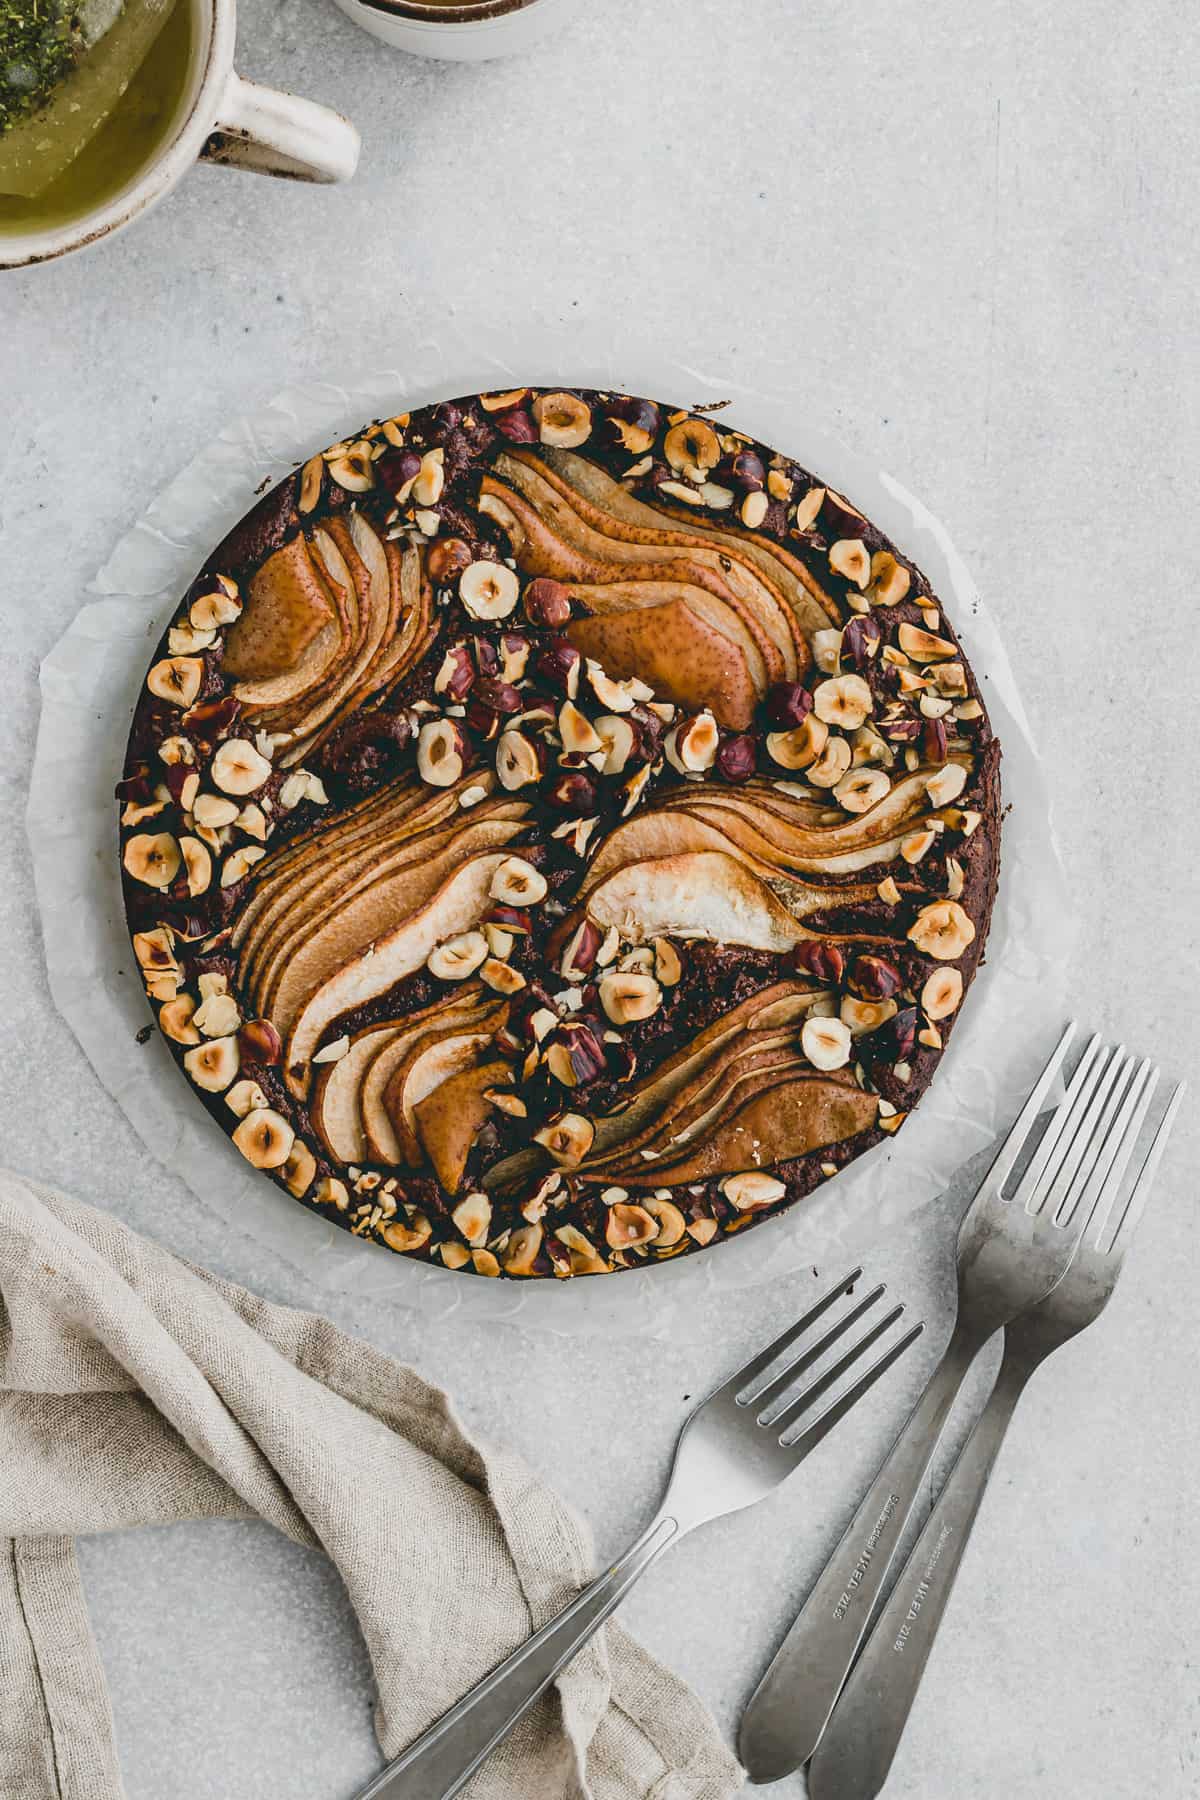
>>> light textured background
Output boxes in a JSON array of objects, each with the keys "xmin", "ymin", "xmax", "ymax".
[{"xmin": 2, "ymin": 2, "xmax": 1198, "ymax": 1797}]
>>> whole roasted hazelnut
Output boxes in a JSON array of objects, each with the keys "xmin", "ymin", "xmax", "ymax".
[
  {"xmin": 377, "ymin": 448, "xmax": 422, "ymax": 496},
  {"xmin": 714, "ymin": 447, "xmax": 766, "ymax": 491},
  {"xmin": 793, "ymin": 941, "xmax": 845, "ymax": 984},
  {"xmin": 765, "ymin": 681, "xmax": 814, "ymax": 729},
  {"xmin": 425, "ymin": 537, "xmax": 473, "ymax": 585},
  {"xmin": 523, "ymin": 577, "xmax": 572, "ymax": 629},
  {"xmin": 494, "ymin": 409, "xmax": 538, "ymax": 444},
  {"xmin": 922, "ymin": 717, "xmax": 949, "ymax": 765},
  {"xmin": 841, "ymin": 615, "xmax": 882, "ymax": 670},
  {"xmin": 603, "ymin": 395, "xmax": 660, "ymax": 455},
  {"xmin": 716, "ymin": 733, "xmax": 757, "ymax": 783},
  {"xmin": 850, "ymin": 955, "xmax": 903, "ymax": 1000},
  {"xmin": 820, "ymin": 489, "xmax": 868, "ymax": 538},
  {"xmin": 238, "ymin": 1018, "xmax": 283, "ymax": 1065},
  {"xmin": 181, "ymin": 695, "xmax": 240, "ymax": 745},
  {"xmin": 432, "ymin": 401, "xmax": 461, "ymax": 432},
  {"xmin": 473, "ymin": 678, "xmax": 523, "ymax": 716},
  {"xmin": 546, "ymin": 769, "xmax": 598, "ymax": 812},
  {"xmin": 868, "ymin": 1006, "xmax": 918, "ymax": 1065},
  {"xmin": 535, "ymin": 639, "xmax": 582, "ymax": 698}
]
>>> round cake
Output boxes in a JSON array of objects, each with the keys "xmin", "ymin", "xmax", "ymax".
[{"xmin": 119, "ymin": 388, "xmax": 1000, "ymax": 1279}]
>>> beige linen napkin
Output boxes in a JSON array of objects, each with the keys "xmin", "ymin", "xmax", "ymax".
[{"xmin": 0, "ymin": 1169, "xmax": 742, "ymax": 1800}]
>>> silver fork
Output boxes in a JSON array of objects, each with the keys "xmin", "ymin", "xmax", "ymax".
[
  {"xmin": 739, "ymin": 1021, "xmax": 1146, "ymax": 1782},
  {"xmin": 807, "ymin": 1070, "xmax": 1181, "ymax": 1799},
  {"xmin": 350, "ymin": 1273, "xmax": 923, "ymax": 1800}
]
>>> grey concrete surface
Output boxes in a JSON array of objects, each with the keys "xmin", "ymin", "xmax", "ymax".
[{"xmin": 2, "ymin": 2, "xmax": 1198, "ymax": 1796}]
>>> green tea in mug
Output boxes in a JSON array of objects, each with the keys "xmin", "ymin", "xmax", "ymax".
[{"xmin": 0, "ymin": 0, "xmax": 193, "ymax": 237}]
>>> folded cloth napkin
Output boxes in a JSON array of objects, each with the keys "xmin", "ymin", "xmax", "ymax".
[{"xmin": 0, "ymin": 1170, "xmax": 742, "ymax": 1800}]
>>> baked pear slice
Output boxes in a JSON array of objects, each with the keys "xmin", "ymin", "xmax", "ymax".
[
  {"xmin": 412, "ymin": 1059, "xmax": 514, "ymax": 1195},
  {"xmin": 223, "ymin": 534, "xmax": 344, "ymax": 702},
  {"xmin": 617, "ymin": 1073, "xmax": 880, "ymax": 1187},
  {"xmin": 583, "ymin": 851, "xmax": 877, "ymax": 952},
  {"xmin": 567, "ymin": 599, "xmax": 760, "ymax": 731},
  {"xmin": 372, "ymin": 1003, "xmax": 506, "ymax": 1166},
  {"xmin": 310, "ymin": 1023, "xmax": 401, "ymax": 1165},
  {"xmin": 283, "ymin": 850, "xmax": 515, "ymax": 1093}
]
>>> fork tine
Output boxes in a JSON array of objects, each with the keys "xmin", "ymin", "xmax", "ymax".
[
  {"xmin": 781, "ymin": 1320, "xmax": 924, "ymax": 1457},
  {"xmin": 1027, "ymin": 1043, "xmax": 1130, "ymax": 1217},
  {"xmin": 748, "ymin": 1283, "xmax": 887, "ymax": 1414},
  {"xmin": 1009, "ymin": 1031, "xmax": 1107, "ymax": 1208},
  {"xmin": 1053, "ymin": 1054, "xmax": 1152, "ymax": 1226},
  {"xmin": 1093, "ymin": 1065, "xmax": 1180, "ymax": 1252},
  {"xmin": 772, "ymin": 1303, "xmax": 906, "ymax": 1435},
  {"xmin": 719, "ymin": 1268, "xmax": 863, "ymax": 1401},
  {"xmin": 982, "ymin": 1019, "xmax": 1078, "ymax": 1197}
]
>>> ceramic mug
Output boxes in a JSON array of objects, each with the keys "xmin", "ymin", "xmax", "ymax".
[
  {"xmin": 329, "ymin": 0, "xmax": 580, "ymax": 62},
  {"xmin": 1, "ymin": 0, "xmax": 361, "ymax": 271}
]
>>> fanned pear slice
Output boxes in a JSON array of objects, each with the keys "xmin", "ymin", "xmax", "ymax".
[
  {"xmin": 584, "ymin": 852, "xmax": 876, "ymax": 951},
  {"xmin": 270, "ymin": 515, "xmax": 395, "ymax": 746},
  {"xmin": 620, "ymin": 1073, "xmax": 880, "ymax": 1188},
  {"xmin": 310, "ymin": 1023, "xmax": 402, "ymax": 1164},
  {"xmin": 561, "ymin": 578, "xmax": 769, "ymax": 696},
  {"xmin": 489, "ymin": 459, "xmax": 790, "ymax": 683},
  {"xmin": 484, "ymin": 980, "xmax": 819, "ymax": 1192},
  {"xmin": 568, "ymin": 599, "xmax": 760, "ymax": 731},
  {"xmin": 223, "ymin": 535, "xmax": 343, "ymax": 700},
  {"xmin": 369, "ymin": 1002, "xmax": 505, "ymax": 1165},
  {"xmin": 284, "ymin": 851, "xmax": 513, "ymax": 1093},
  {"xmin": 533, "ymin": 445, "xmax": 839, "ymax": 640},
  {"xmin": 412, "ymin": 1059, "xmax": 515, "ymax": 1196}
]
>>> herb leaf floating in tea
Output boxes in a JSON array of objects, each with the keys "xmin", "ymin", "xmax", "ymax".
[{"xmin": 0, "ymin": 0, "xmax": 175, "ymax": 199}]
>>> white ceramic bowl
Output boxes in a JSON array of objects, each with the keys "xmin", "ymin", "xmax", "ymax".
[{"xmin": 329, "ymin": 0, "xmax": 581, "ymax": 61}]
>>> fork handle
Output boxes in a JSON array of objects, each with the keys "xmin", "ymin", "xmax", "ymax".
[
  {"xmin": 807, "ymin": 1353, "xmax": 1030, "ymax": 1800},
  {"xmin": 739, "ymin": 1323, "xmax": 985, "ymax": 1781},
  {"xmin": 351, "ymin": 1514, "xmax": 680, "ymax": 1800}
]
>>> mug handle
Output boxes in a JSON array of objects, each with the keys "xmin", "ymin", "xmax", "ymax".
[{"xmin": 201, "ymin": 71, "xmax": 360, "ymax": 183}]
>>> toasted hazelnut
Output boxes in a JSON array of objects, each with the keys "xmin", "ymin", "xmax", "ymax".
[
  {"xmin": 813, "ymin": 674, "xmax": 873, "ymax": 731},
  {"xmin": 487, "ymin": 904, "xmax": 534, "ymax": 937},
  {"xmin": 283, "ymin": 1140, "xmax": 317, "ymax": 1197},
  {"xmin": 132, "ymin": 926, "xmax": 175, "ymax": 971},
  {"xmin": 558, "ymin": 700, "xmax": 604, "ymax": 756},
  {"xmin": 663, "ymin": 416, "xmax": 721, "ymax": 477},
  {"xmin": 312, "ymin": 1035, "xmax": 350, "ymax": 1065},
  {"xmin": 193, "ymin": 792, "xmax": 240, "ymax": 830},
  {"xmin": 123, "ymin": 832, "xmax": 181, "ymax": 890},
  {"xmin": 221, "ymin": 845, "xmax": 265, "ymax": 887},
  {"xmin": 423, "ymin": 535, "xmax": 472, "ymax": 586},
  {"xmin": 765, "ymin": 681, "xmax": 814, "ymax": 729},
  {"xmin": 933, "ymin": 662, "xmax": 969, "ymax": 697},
  {"xmin": 877, "ymin": 875, "xmax": 902, "ymax": 906},
  {"xmin": 659, "ymin": 479, "xmax": 706, "ymax": 507},
  {"xmin": 536, "ymin": 639, "xmax": 582, "ymax": 698},
  {"xmin": 238, "ymin": 1018, "xmax": 282, "ymax": 1064},
  {"xmin": 315, "ymin": 1176, "xmax": 350, "ymax": 1212},
  {"xmin": 599, "ymin": 971, "xmax": 662, "ymax": 1025},
  {"xmin": 699, "ymin": 481, "xmax": 735, "ymax": 511},
  {"xmin": 410, "ymin": 448, "xmax": 444, "ymax": 507},
  {"xmin": 500, "ymin": 1223, "xmax": 543, "ymax": 1275},
  {"xmin": 554, "ymin": 1222, "xmax": 608, "ymax": 1275},
  {"xmin": 533, "ymin": 391, "xmax": 593, "ymax": 447},
  {"xmin": 605, "ymin": 1203, "xmax": 658, "ymax": 1250},
  {"xmin": 561, "ymin": 918, "xmax": 603, "ymax": 982},
  {"xmin": 298, "ymin": 454, "xmax": 324, "ymax": 513},
  {"xmin": 417, "ymin": 718, "xmax": 466, "ymax": 787},
  {"xmin": 490, "ymin": 856, "xmax": 547, "ymax": 906},
  {"xmin": 145, "ymin": 971, "xmax": 179, "ymax": 1003},
  {"xmin": 806, "ymin": 634, "xmax": 840, "ymax": 681},
  {"xmin": 230, "ymin": 1106, "xmax": 294, "ymax": 1169},
  {"xmin": 867, "ymin": 551, "xmax": 911, "ymax": 607},
  {"xmin": 666, "ymin": 711, "xmax": 719, "ymax": 774},
  {"xmin": 841, "ymin": 995, "xmax": 899, "ymax": 1036},
  {"xmin": 652, "ymin": 937, "xmax": 683, "ymax": 986},
  {"xmin": 452, "ymin": 1191, "xmax": 492, "ymax": 1246},
  {"xmin": 792, "ymin": 486, "xmax": 826, "ymax": 533},
  {"xmin": 925, "ymin": 763, "xmax": 969, "ymax": 807},
  {"xmin": 327, "ymin": 442, "xmax": 375, "ymax": 493},
  {"xmin": 159, "ymin": 995, "xmax": 200, "ymax": 1044},
  {"xmin": 709, "ymin": 732, "xmax": 753, "ymax": 783},
  {"xmin": 481, "ymin": 957, "xmax": 526, "ymax": 994},
  {"xmin": 721, "ymin": 1171, "xmax": 786, "ymax": 1210},
  {"xmin": 642, "ymin": 1196, "xmax": 687, "ymax": 1246},
  {"xmin": 683, "ymin": 1216, "xmax": 716, "ymax": 1247},
  {"xmin": 459, "ymin": 559, "xmax": 519, "ymax": 621},
  {"xmin": 738, "ymin": 487, "xmax": 768, "ymax": 529},
  {"xmin": 496, "ymin": 634, "xmax": 530, "ymax": 683},
  {"xmin": 534, "ymin": 1111, "xmax": 595, "ymax": 1166},
  {"xmin": 545, "ymin": 1022, "xmax": 607, "ymax": 1087},
  {"xmin": 922, "ymin": 967, "xmax": 963, "ymax": 1021},
  {"xmin": 901, "ymin": 824, "xmax": 939, "ymax": 864},
  {"xmin": 434, "ymin": 643, "xmax": 476, "ymax": 701},
  {"xmin": 594, "ymin": 713, "xmax": 637, "ymax": 775},
  {"xmin": 898, "ymin": 623, "xmax": 956, "ymax": 661},
  {"xmin": 225, "ymin": 1077, "xmax": 269, "ymax": 1118},
  {"xmin": 381, "ymin": 1213, "xmax": 434, "ymax": 1254},
  {"xmin": 189, "ymin": 584, "xmax": 242, "ymax": 630},
  {"xmin": 495, "ymin": 728, "xmax": 543, "ymax": 790},
  {"xmin": 169, "ymin": 623, "xmax": 217, "ymax": 656},
  {"xmin": 794, "ymin": 940, "xmax": 844, "ymax": 983},
  {"xmin": 523, "ymin": 576, "xmax": 572, "ymax": 628},
  {"xmin": 147, "ymin": 657, "xmax": 203, "ymax": 707},
  {"xmin": 807, "ymin": 735, "xmax": 853, "ymax": 789},
  {"xmin": 830, "ymin": 539, "xmax": 871, "ymax": 588},
  {"xmin": 177, "ymin": 835, "xmax": 211, "ymax": 897},
  {"xmin": 801, "ymin": 1015, "xmax": 853, "ymax": 1071},
  {"xmin": 945, "ymin": 856, "xmax": 966, "ymax": 899},
  {"xmin": 193, "ymin": 990, "xmax": 241, "ymax": 1038},
  {"xmin": 480, "ymin": 387, "xmax": 529, "ymax": 413},
  {"xmin": 833, "ymin": 767, "xmax": 891, "ymax": 814},
  {"xmin": 183, "ymin": 1036, "xmax": 239, "ymax": 1092},
  {"xmin": 908, "ymin": 900, "xmax": 975, "ymax": 961},
  {"xmin": 767, "ymin": 714, "xmax": 828, "ymax": 771},
  {"xmin": 585, "ymin": 661, "xmax": 645, "ymax": 713},
  {"xmin": 427, "ymin": 930, "xmax": 489, "ymax": 981},
  {"xmin": 486, "ymin": 1089, "xmax": 528, "ymax": 1118},
  {"xmin": 210, "ymin": 739, "xmax": 271, "ymax": 797}
]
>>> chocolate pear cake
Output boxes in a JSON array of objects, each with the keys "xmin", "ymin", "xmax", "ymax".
[{"xmin": 119, "ymin": 388, "xmax": 1000, "ymax": 1279}]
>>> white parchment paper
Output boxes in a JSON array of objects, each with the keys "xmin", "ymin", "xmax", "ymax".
[{"xmin": 29, "ymin": 335, "xmax": 1074, "ymax": 1337}]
